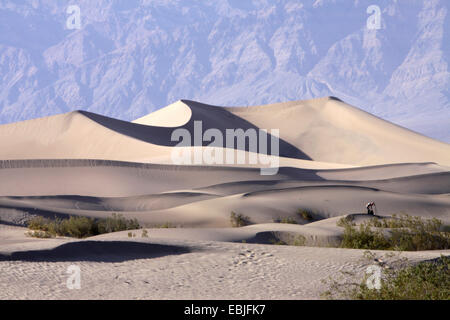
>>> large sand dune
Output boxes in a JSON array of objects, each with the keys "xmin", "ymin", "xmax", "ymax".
[
  {"xmin": 1, "ymin": 97, "xmax": 449, "ymax": 166},
  {"xmin": 0, "ymin": 96, "xmax": 449, "ymax": 231},
  {"xmin": 0, "ymin": 97, "xmax": 449, "ymax": 299}
]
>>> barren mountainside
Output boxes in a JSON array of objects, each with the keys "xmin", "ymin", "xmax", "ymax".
[{"xmin": 0, "ymin": 0, "xmax": 449, "ymax": 141}]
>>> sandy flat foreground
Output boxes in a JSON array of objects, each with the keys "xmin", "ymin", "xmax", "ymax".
[{"xmin": 0, "ymin": 225, "xmax": 447, "ymax": 300}]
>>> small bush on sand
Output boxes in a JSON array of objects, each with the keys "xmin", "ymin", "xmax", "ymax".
[
  {"xmin": 61, "ymin": 216, "xmax": 97, "ymax": 238},
  {"xmin": 297, "ymin": 209, "xmax": 314, "ymax": 221},
  {"xmin": 337, "ymin": 215, "xmax": 450, "ymax": 251},
  {"xmin": 160, "ymin": 222, "xmax": 173, "ymax": 228},
  {"xmin": 147, "ymin": 222, "xmax": 178, "ymax": 228},
  {"xmin": 270, "ymin": 234, "xmax": 306, "ymax": 246},
  {"xmin": 230, "ymin": 212, "xmax": 251, "ymax": 227},
  {"xmin": 26, "ymin": 213, "xmax": 141, "ymax": 239},
  {"xmin": 323, "ymin": 255, "xmax": 450, "ymax": 300},
  {"xmin": 141, "ymin": 229, "xmax": 149, "ymax": 238},
  {"xmin": 292, "ymin": 234, "xmax": 306, "ymax": 246},
  {"xmin": 273, "ymin": 217, "xmax": 298, "ymax": 224},
  {"xmin": 336, "ymin": 215, "xmax": 355, "ymax": 228},
  {"xmin": 353, "ymin": 256, "xmax": 449, "ymax": 300},
  {"xmin": 270, "ymin": 239, "xmax": 287, "ymax": 245},
  {"xmin": 25, "ymin": 230, "xmax": 53, "ymax": 238},
  {"xmin": 333, "ymin": 255, "xmax": 450, "ymax": 300},
  {"xmin": 27, "ymin": 216, "xmax": 55, "ymax": 233},
  {"xmin": 340, "ymin": 221, "xmax": 392, "ymax": 250},
  {"xmin": 97, "ymin": 213, "xmax": 140, "ymax": 234},
  {"xmin": 365, "ymin": 214, "xmax": 442, "ymax": 231}
]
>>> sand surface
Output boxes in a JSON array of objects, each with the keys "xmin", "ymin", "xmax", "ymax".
[
  {"xmin": 1, "ymin": 224, "xmax": 448, "ymax": 300},
  {"xmin": 0, "ymin": 97, "xmax": 449, "ymax": 299}
]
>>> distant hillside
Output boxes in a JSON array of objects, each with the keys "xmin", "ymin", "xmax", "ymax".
[{"xmin": 0, "ymin": 0, "xmax": 448, "ymax": 141}]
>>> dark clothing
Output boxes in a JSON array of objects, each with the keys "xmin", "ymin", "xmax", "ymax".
[{"xmin": 366, "ymin": 202, "xmax": 375, "ymax": 215}]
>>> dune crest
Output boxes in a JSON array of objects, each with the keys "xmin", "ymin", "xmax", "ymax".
[
  {"xmin": 132, "ymin": 100, "xmax": 192, "ymax": 127},
  {"xmin": 222, "ymin": 97, "xmax": 450, "ymax": 166},
  {"xmin": 1, "ymin": 97, "xmax": 449, "ymax": 167}
]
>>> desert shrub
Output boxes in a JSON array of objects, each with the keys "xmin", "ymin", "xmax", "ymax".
[
  {"xmin": 26, "ymin": 213, "xmax": 141, "ymax": 239},
  {"xmin": 270, "ymin": 239, "xmax": 287, "ymax": 245},
  {"xmin": 230, "ymin": 212, "xmax": 251, "ymax": 227},
  {"xmin": 28, "ymin": 216, "xmax": 54, "ymax": 233},
  {"xmin": 338, "ymin": 214, "xmax": 450, "ymax": 251},
  {"xmin": 27, "ymin": 216, "xmax": 62, "ymax": 236},
  {"xmin": 273, "ymin": 216, "xmax": 298, "ymax": 224},
  {"xmin": 61, "ymin": 216, "xmax": 97, "ymax": 238},
  {"xmin": 97, "ymin": 213, "xmax": 140, "ymax": 234},
  {"xmin": 292, "ymin": 234, "xmax": 306, "ymax": 246},
  {"xmin": 25, "ymin": 230, "xmax": 53, "ymax": 238},
  {"xmin": 297, "ymin": 209, "xmax": 314, "ymax": 221},
  {"xmin": 390, "ymin": 228, "xmax": 450, "ymax": 251},
  {"xmin": 336, "ymin": 215, "xmax": 356, "ymax": 228},
  {"xmin": 323, "ymin": 254, "xmax": 450, "ymax": 300},
  {"xmin": 147, "ymin": 222, "xmax": 177, "ymax": 228},
  {"xmin": 159, "ymin": 222, "xmax": 173, "ymax": 228},
  {"xmin": 340, "ymin": 222, "xmax": 391, "ymax": 250},
  {"xmin": 141, "ymin": 229, "xmax": 149, "ymax": 238},
  {"xmin": 351, "ymin": 256, "xmax": 450, "ymax": 300},
  {"xmin": 366, "ymin": 214, "xmax": 442, "ymax": 231},
  {"xmin": 270, "ymin": 234, "xmax": 306, "ymax": 246}
]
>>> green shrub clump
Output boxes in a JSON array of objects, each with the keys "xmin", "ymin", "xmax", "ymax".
[
  {"xmin": 230, "ymin": 212, "xmax": 251, "ymax": 227},
  {"xmin": 96, "ymin": 213, "xmax": 140, "ymax": 234},
  {"xmin": 26, "ymin": 213, "xmax": 140, "ymax": 239},
  {"xmin": 340, "ymin": 221, "xmax": 392, "ymax": 250},
  {"xmin": 337, "ymin": 214, "xmax": 450, "ymax": 251},
  {"xmin": 297, "ymin": 209, "xmax": 314, "ymax": 221},
  {"xmin": 352, "ymin": 256, "xmax": 450, "ymax": 300},
  {"xmin": 273, "ymin": 216, "xmax": 298, "ymax": 224}
]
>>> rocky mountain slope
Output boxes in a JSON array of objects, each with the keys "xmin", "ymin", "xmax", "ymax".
[{"xmin": 0, "ymin": 0, "xmax": 448, "ymax": 141}]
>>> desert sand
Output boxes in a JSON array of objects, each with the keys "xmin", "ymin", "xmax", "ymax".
[{"xmin": 0, "ymin": 97, "xmax": 449, "ymax": 299}]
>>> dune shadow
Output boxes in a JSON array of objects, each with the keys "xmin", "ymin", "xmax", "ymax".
[
  {"xmin": 277, "ymin": 167, "xmax": 324, "ymax": 180},
  {"xmin": 0, "ymin": 240, "xmax": 191, "ymax": 262},
  {"xmin": 328, "ymin": 96, "xmax": 343, "ymax": 102},
  {"xmin": 81, "ymin": 99, "xmax": 312, "ymax": 160},
  {"xmin": 0, "ymin": 205, "xmax": 70, "ymax": 220}
]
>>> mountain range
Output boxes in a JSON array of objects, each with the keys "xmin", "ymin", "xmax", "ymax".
[{"xmin": 0, "ymin": 0, "xmax": 449, "ymax": 141}]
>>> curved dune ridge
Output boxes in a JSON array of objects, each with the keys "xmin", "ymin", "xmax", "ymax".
[
  {"xmin": 223, "ymin": 97, "xmax": 450, "ymax": 166},
  {"xmin": 132, "ymin": 100, "xmax": 192, "ymax": 127},
  {"xmin": 0, "ymin": 96, "xmax": 449, "ymax": 166}
]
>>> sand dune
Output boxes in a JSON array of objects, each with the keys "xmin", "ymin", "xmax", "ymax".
[
  {"xmin": 1, "ymin": 97, "xmax": 449, "ymax": 166},
  {"xmin": 0, "ymin": 157, "xmax": 448, "ymax": 227},
  {"xmin": 0, "ymin": 97, "xmax": 449, "ymax": 299},
  {"xmin": 0, "ymin": 224, "xmax": 448, "ymax": 300},
  {"xmin": 120, "ymin": 186, "xmax": 449, "ymax": 228},
  {"xmin": 0, "ymin": 159, "xmax": 448, "ymax": 197},
  {"xmin": 222, "ymin": 97, "xmax": 450, "ymax": 166}
]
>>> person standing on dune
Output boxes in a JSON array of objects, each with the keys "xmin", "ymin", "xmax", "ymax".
[{"xmin": 366, "ymin": 202, "xmax": 376, "ymax": 215}]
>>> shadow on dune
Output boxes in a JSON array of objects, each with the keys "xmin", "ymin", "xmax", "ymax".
[
  {"xmin": 81, "ymin": 99, "xmax": 311, "ymax": 160},
  {"xmin": 0, "ymin": 240, "xmax": 191, "ymax": 262},
  {"xmin": 0, "ymin": 205, "xmax": 70, "ymax": 220},
  {"xmin": 328, "ymin": 96, "xmax": 343, "ymax": 102}
]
